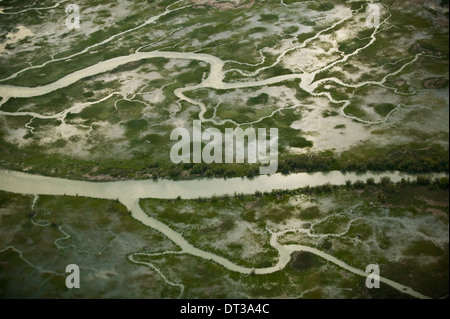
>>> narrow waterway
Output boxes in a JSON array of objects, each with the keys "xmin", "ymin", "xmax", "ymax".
[
  {"xmin": 0, "ymin": 169, "xmax": 443, "ymax": 201},
  {"xmin": 0, "ymin": 169, "xmax": 445, "ymax": 299},
  {"xmin": 0, "ymin": 1, "xmax": 445, "ymax": 299}
]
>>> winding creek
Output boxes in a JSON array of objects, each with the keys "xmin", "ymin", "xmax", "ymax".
[
  {"xmin": 1, "ymin": 169, "xmax": 447, "ymax": 299},
  {"xmin": 0, "ymin": 1, "xmax": 448, "ymax": 299},
  {"xmin": 0, "ymin": 5, "xmax": 421, "ymax": 126}
]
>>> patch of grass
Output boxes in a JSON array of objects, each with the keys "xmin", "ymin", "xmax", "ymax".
[
  {"xmin": 307, "ymin": 2, "xmax": 334, "ymax": 11},
  {"xmin": 344, "ymin": 103, "xmax": 369, "ymax": 120},
  {"xmin": 290, "ymin": 251, "xmax": 325, "ymax": 272},
  {"xmin": 298, "ymin": 206, "xmax": 321, "ymax": 220},
  {"xmin": 259, "ymin": 14, "xmax": 279, "ymax": 23},
  {"xmin": 246, "ymin": 93, "xmax": 269, "ymax": 106},
  {"xmin": 403, "ymin": 240, "xmax": 444, "ymax": 257},
  {"xmin": 372, "ymin": 103, "xmax": 396, "ymax": 117},
  {"xmin": 289, "ymin": 137, "xmax": 313, "ymax": 149}
]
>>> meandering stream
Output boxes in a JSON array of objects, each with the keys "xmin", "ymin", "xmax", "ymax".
[
  {"xmin": 0, "ymin": 1, "xmax": 447, "ymax": 299},
  {"xmin": 1, "ymin": 169, "xmax": 446, "ymax": 299}
]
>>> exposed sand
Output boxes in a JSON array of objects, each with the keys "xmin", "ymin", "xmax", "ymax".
[{"xmin": 0, "ymin": 26, "xmax": 34, "ymax": 54}]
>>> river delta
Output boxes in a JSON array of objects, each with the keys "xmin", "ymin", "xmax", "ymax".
[{"xmin": 0, "ymin": 0, "xmax": 448, "ymax": 298}]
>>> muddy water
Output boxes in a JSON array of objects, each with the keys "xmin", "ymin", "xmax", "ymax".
[
  {"xmin": 0, "ymin": 169, "xmax": 443, "ymax": 201},
  {"xmin": 0, "ymin": 3, "xmax": 442, "ymax": 298},
  {"xmin": 0, "ymin": 169, "xmax": 441, "ymax": 299}
]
